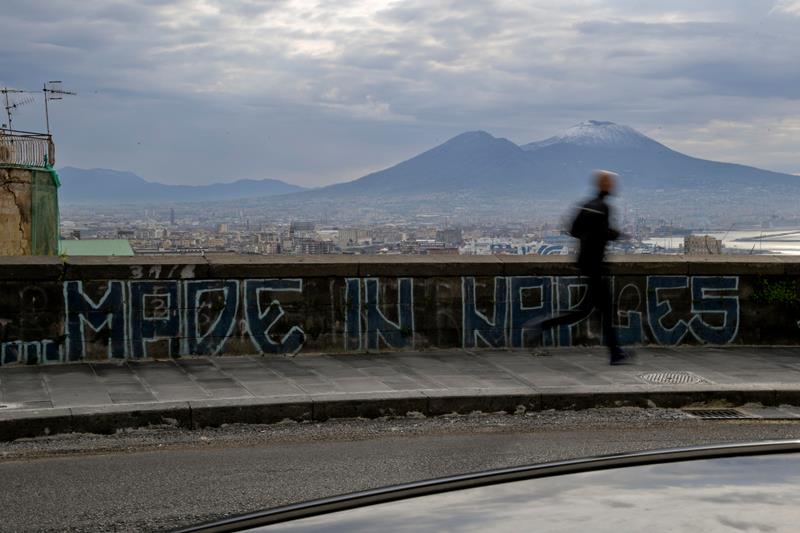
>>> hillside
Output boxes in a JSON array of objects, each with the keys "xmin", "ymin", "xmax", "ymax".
[{"xmin": 58, "ymin": 167, "xmax": 306, "ymax": 204}]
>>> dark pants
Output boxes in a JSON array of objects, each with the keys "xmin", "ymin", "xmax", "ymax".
[{"xmin": 541, "ymin": 271, "xmax": 621, "ymax": 355}]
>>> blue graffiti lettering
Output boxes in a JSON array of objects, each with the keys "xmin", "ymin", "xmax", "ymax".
[
  {"xmin": 365, "ymin": 278, "xmax": 413, "ymax": 350},
  {"xmin": 0, "ymin": 340, "xmax": 61, "ymax": 365},
  {"xmin": 344, "ymin": 278, "xmax": 361, "ymax": 351},
  {"xmin": 129, "ymin": 281, "xmax": 180, "ymax": 358},
  {"xmin": 462, "ymin": 277, "xmax": 508, "ymax": 348},
  {"xmin": 509, "ymin": 276, "xmax": 554, "ymax": 348},
  {"xmin": 555, "ymin": 276, "xmax": 594, "ymax": 346},
  {"xmin": 244, "ymin": 279, "xmax": 305, "ymax": 354},
  {"xmin": 1, "ymin": 340, "xmax": 21, "ymax": 365},
  {"xmin": 613, "ymin": 280, "xmax": 644, "ymax": 345},
  {"xmin": 647, "ymin": 276, "xmax": 690, "ymax": 345},
  {"xmin": 64, "ymin": 281, "xmax": 127, "ymax": 360},
  {"xmin": 184, "ymin": 280, "xmax": 239, "ymax": 355},
  {"xmin": 689, "ymin": 276, "xmax": 739, "ymax": 344}
]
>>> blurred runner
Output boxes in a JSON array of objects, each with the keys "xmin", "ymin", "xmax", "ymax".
[{"xmin": 539, "ymin": 170, "xmax": 634, "ymax": 365}]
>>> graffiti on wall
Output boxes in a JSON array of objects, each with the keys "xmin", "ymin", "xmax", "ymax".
[
  {"xmin": 462, "ymin": 275, "xmax": 740, "ymax": 349},
  {"xmin": 345, "ymin": 278, "xmax": 414, "ymax": 351},
  {"xmin": 61, "ymin": 279, "xmax": 310, "ymax": 361},
  {"xmin": 0, "ymin": 274, "xmax": 741, "ymax": 364}
]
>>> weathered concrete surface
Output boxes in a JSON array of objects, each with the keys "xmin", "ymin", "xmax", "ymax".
[
  {"xmin": 1, "ymin": 255, "xmax": 800, "ymax": 364},
  {"xmin": 0, "ymin": 167, "xmax": 58, "ymax": 256},
  {"xmin": 0, "ymin": 255, "xmax": 63, "ymax": 280},
  {"xmin": 3, "ymin": 346, "xmax": 800, "ymax": 440},
  {"xmin": 0, "ymin": 167, "xmax": 32, "ymax": 256},
  {"xmin": 62, "ymin": 255, "xmax": 211, "ymax": 280}
]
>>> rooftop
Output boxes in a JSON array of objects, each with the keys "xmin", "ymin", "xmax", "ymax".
[{"xmin": 58, "ymin": 239, "xmax": 134, "ymax": 256}]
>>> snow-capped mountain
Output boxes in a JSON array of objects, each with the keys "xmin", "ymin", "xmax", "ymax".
[
  {"xmin": 301, "ymin": 120, "xmax": 798, "ymax": 199},
  {"xmin": 72, "ymin": 121, "xmax": 799, "ymax": 207},
  {"xmin": 523, "ymin": 120, "xmax": 668, "ymax": 151}
]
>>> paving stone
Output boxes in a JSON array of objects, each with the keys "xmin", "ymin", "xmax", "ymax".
[
  {"xmin": 242, "ymin": 382, "xmax": 307, "ymax": 397},
  {"xmin": 331, "ymin": 378, "xmax": 393, "ymax": 393},
  {"xmin": 149, "ymin": 385, "xmax": 210, "ymax": 402},
  {"xmin": 5, "ymin": 347, "xmax": 800, "ymax": 440},
  {"xmin": 90, "ymin": 363, "xmax": 139, "ymax": 383},
  {"xmin": 380, "ymin": 377, "xmax": 426, "ymax": 391}
]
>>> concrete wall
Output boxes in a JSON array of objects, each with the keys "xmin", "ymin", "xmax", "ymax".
[
  {"xmin": 0, "ymin": 167, "xmax": 59, "ymax": 256},
  {"xmin": 0, "ymin": 255, "xmax": 797, "ymax": 365},
  {"xmin": 0, "ymin": 168, "xmax": 33, "ymax": 255}
]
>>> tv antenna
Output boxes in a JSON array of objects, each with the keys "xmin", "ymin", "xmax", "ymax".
[
  {"xmin": 1, "ymin": 87, "xmax": 36, "ymax": 131},
  {"xmin": 42, "ymin": 81, "xmax": 76, "ymax": 135}
]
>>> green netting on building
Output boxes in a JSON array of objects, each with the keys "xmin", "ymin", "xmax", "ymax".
[{"xmin": 30, "ymin": 167, "xmax": 60, "ymax": 255}]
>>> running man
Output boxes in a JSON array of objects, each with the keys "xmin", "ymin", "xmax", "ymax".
[{"xmin": 540, "ymin": 170, "xmax": 634, "ymax": 365}]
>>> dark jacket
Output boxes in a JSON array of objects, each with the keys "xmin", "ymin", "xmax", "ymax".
[{"xmin": 569, "ymin": 192, "xmax": 620, "ymax": 272}]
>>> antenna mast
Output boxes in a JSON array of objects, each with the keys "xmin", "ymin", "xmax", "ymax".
[
  {"xmin": 1, "ymin": 87, "xmax": 36, "ymax": 131},
  {"xmin": 42, "ymin": 81, "xmax": 76, "ymax": 135}
]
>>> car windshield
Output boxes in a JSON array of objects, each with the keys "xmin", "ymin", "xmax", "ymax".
[{"xmin": 2, "ymin": 1, "xmax": 800, "ymax": 531}]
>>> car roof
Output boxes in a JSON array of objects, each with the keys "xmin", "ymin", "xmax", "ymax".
[{"xmin": 177, "ymin": 440, "xmax": 800, "ymax": 532}]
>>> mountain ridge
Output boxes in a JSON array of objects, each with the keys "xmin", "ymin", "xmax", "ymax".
[
  {"xmin": 57, "ymin": 167, "xmax": 307, "ymax": 204},
  {"xmin": 58, "ymin": 121, "xmax": 800, "ymax": 205},
  {"xmin": 296, "ymin": 120, "xmax": 799, "ymax": 199}
]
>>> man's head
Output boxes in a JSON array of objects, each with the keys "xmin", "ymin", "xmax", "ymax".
[{"xmin": 594, "ymin": 170, "xmax": 618, "ymax": 195}]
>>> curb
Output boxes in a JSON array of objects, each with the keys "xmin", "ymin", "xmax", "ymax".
[{"xmin": 1, "ymin": 387, "xmax": 798, "ymax": 441}]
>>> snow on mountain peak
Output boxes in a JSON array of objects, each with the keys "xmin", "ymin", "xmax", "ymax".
[
  {"xmin": 560, "ymin": 120, "xmax": 646, "ymax": 143},
  {"xmin": 524, "ymin": 120, "xmax": 661, "ymax": 151}
]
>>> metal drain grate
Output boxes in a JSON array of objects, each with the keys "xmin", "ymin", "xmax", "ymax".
[
  {"xmin": 639, "ymin": 371, "xmax": 709, "ymax": 385},
  {"xmin": 683, "ymin": 408, "xmax": 753, "ymax": 419}
]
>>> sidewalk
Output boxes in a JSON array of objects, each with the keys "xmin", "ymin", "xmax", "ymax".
[{"xmin": 2, "ymin": 346, "xmax": 800, "ymax": 440}]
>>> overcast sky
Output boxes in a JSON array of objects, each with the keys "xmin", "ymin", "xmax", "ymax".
[{"xmin": 2, "ymin": 0, "xmax": 799, "ymax": 186}]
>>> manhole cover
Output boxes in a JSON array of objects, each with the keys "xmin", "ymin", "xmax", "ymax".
[
  {"xmin": 683, "ymin": 408, "xmax": 754, "ymax": 420},
  {"xmin": 639, "ymin": 371, "xmax": 709, "ymax": 385}
]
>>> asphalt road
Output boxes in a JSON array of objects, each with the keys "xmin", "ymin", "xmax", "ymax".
[{"xmin": 2, "ymin": 408, "xmax": 800, "ymax": 532}]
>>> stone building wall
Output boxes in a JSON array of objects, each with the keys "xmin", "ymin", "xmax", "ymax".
[
  {"xmin": 0, "ymin": 168, "xmax": 33, "ymax": 255},
  {"xmin": 0, "ymin": 166, "xmax": 59, "ymax": 256}
]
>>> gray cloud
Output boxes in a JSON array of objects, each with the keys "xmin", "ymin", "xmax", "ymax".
[{"xmin": 2, "ymin": 0, "xmax": 799, "ymax": 185}]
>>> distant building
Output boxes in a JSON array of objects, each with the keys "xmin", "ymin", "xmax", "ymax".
[
  {"xmin": 294, "ymin": 237, "xmax": 335, "ymax": 255},
  {"xmin": 427, "ymin": 247, "xmax": 460, "ymax": 255},
  {"xmin": 216, "ymin": 223, "xmax": 228, "ymax": 234},
  {"xmin": 259, "ymin": 232, "xmax": 279, "ymax": 243},
  {"xmin": 337, "ymin": 228, "xmax": 371, "ymax": 246},
  {"xmin": 684, "ymin": 235, "xmax": 722, "ymax": 255},
  {"xmin": 435, "ymin": 228, "xmax": 463, "ymax": 246},
  {"xmin": 289, "ymin": 221, "xmax": 315, "ymax": 237}
]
